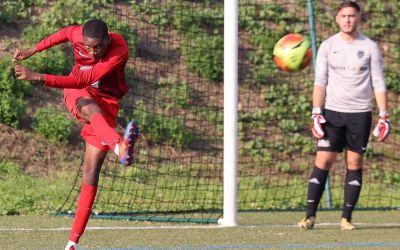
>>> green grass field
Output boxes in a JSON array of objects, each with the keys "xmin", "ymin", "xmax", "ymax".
[{"xmin": 1, "ymin": 210, "xmax": 400, "ymax": 249}]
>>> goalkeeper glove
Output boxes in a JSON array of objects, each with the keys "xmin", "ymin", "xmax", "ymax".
[
  {"xmin": 373, "ymin": 111, "xmax": 390, "ymax": 142},
  {"xmin": 311, "ymin": 107, "xmax": 326, "ymax": 139}
]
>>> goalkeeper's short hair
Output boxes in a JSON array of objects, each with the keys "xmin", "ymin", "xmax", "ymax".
[{"xmin": 337, "ymin": 0, "xmax": 361, "ymax": 14}]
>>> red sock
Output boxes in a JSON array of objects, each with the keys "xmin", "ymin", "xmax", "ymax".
[
  {"xmin": 90, "ymin": 112, "xmax": 120, "ymax": 149},
  {"xmin": 68, "ymin": 183, "xmax": 98, "ymax": 243}
]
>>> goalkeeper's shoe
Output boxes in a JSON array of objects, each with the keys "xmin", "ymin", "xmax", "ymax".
[
  {"xmin": 298, "ymin": 216, "xmax": 315, "ymax": 229},
  {"xmin": 118, "ymin": 120, "xmax": 140, "ymax": 166},
  {"xmin": 65, "ymin": 241, "xmax": 78, "ymax": 250},
  {"xmin": 340, "ymin": 218, "xmax": 355, "ymax": 230}
]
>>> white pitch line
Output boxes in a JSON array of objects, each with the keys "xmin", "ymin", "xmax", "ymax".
[
  {"xmin": 0, "ymin": 225, "xmax": 222, "ymax": 231},
  {"xmin": 1, "ymin": 222, "xmax": 400, "ymax": 232}
]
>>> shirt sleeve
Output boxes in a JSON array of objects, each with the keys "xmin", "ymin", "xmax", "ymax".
[
  {"xmin": 44, "ymin": 45, "xmax": 128, "ymax": 89},
  {"xmin": 370, "ymin": 42, "xmax": 386, "ymax": 92},
  {"xmin": 35, "ymin": 26, "xmax": 76, "ymax": 52},
  {"xmin": 314, "ymin": 41, "xmax": 329, "ymax": 87}
]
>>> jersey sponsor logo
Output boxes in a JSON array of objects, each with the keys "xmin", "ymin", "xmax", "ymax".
[
  {"xmin": 329, "ymin": 64, "xmax": 367, "ymax": 73},
  {"xmin": 317, "ymin": 139, "xmax": 330, "ymax": 147},
  {"xmin": 80, "ymin": 65, "xmax": 93, "ymax": 71},
  {"xmin": 79, "ymin": 65, "xmax": 101, "ymax": 88},
  {"xmin": 329, "ymin": 64, "xmax": 346, "ymax": 70}
]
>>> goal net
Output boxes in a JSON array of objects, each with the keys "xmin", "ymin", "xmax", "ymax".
[{"xmin": 56, "ymin": 0, "xmax": 400, "ymax": 223}]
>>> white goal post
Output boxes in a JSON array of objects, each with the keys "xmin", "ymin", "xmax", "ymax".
[{"xmin": 221, "ymin": 0, "xmax": 238, "ymax": 227}]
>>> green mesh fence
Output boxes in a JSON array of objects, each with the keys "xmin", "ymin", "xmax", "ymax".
[{"xmin": 54, "ymin": 0, "xmax": 400, "ymax": 223}]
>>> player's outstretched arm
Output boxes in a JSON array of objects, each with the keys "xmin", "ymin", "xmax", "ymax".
[
  {"xmin": 13, "ymin": 48, "xmax": 37, "ymax": 61},
  {"xmin": 14, "ymin": 64, "xmax": 44, "ymax": 82}
]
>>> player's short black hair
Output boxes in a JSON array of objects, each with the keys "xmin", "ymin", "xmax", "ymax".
[
  {"xmin": 337, "ymin": 0, "xmax": 361, "ymax": 13},
  {"xmin": 82, "ymin": 19, "xmax": 109, "ymax": 41}
]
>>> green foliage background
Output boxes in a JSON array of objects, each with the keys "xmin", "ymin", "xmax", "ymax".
[
  {"xmin": 0, "ymin": 0, "xmax": 399, "ymax": 215},
  {"xmin": 32, "ymin": 106, "xmax": 74, "ymax": 144}
]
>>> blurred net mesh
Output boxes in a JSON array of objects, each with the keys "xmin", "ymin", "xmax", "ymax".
[{"xmin": 57, "ymin": 0, "xmax": 400, "ymax": 223}]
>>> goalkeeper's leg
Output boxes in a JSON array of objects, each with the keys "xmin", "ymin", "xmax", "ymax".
[
  {"xmin": 342, "ymin": 168, "xmax": 362, "ymax": 219},
  {"xmin": 341, "ymin": 150, "xmax": 363, "ymax": 230},
  {"xmin": 298, "ymin": 166, "xmax": 329, "ymax": 229},
  {"xmin": 299, "ymin": 151, "xmax": 336, "ymax": 229},
  {"xmin": 66, "ymin": 143, "xmax": 107, "ymax": 248},
  {"xmin": 306, "ymin": 166, "xmax": 329, "ymax": 218}
]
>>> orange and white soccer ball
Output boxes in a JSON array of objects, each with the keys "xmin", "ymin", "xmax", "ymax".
[{"xmin": 273, "ymin": 33, "xmax": 312, "ymax": 72}]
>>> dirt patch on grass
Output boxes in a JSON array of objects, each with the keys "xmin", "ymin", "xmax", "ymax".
[{"xmin": 0, "ymin": 123, "xmax": 83, "ymax": 176}]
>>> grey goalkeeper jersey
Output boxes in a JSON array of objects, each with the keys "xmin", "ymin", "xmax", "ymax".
[{"xmin": 315, "ymin": 32, "xmax": 386, "ymax": 112}]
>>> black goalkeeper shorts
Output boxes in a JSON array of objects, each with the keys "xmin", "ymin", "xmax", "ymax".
[{"xmin": 316, "ymin": 109, "xmax": 372, "ymax": 154}]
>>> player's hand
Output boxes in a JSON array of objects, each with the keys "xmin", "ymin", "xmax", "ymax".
[
  {"xmin": 373, "ymin": 111, "xmax": 390, "ymax": 142},
  {"xmin": 14, "ymin": 65, "xmax": 43, "ymax": 81},
  {"xmin": 13, "ymin": 48, "xmax": 37, "ymax": 61},
  {"xmin": 311, "ymin": 107, "xmax": 326, "ymax": 139}
]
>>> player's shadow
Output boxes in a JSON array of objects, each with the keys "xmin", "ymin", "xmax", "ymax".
[
  {"xmin": 315, "ymin": 225, "xmax": 400, "ymax": 230},
  {"xmin": 353, "ymin": 225, "xmax": 400, "ymax": 230}
]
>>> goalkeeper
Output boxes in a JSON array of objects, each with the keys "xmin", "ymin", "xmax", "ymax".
[
  {"xmin": 298, "ymin": 0, "xmax": 389, "ymax": 230},
  {"xmin": 13, "ymin": 19, "xmax": 140, "ymax": 249}
]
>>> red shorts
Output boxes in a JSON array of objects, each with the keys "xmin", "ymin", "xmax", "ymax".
[{"xmin": 64, "ymin": 88, "xmax": 119, "ymax": 151}]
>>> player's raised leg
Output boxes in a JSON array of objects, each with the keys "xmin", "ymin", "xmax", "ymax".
[
  {"xmin": 75, "ymin": 95, "xmax": 140, "ymax": 166},
  {"xmin": 116, "ymin": 120, "xmax": 140, "ymax": 166}
]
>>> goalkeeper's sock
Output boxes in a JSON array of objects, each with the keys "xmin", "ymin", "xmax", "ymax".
[
  {"xmin": 90, "ymin": 112, "xmax": 120, "ymax": 151},
  {"xmin": 306, "ymin": 166, "xmax": 329, "ymax": 218},
  {"xmin": 68, "ymin": 183, "xmax": 98, "ymax": 243},
  {"xmin": 342, "ymin": 169, "xmax": 362, "ymax": 220}
]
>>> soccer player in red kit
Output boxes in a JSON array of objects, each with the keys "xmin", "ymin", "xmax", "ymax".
[{"xmin": 13, "ymin": 19, "xmax": 140, "ymax": 249}]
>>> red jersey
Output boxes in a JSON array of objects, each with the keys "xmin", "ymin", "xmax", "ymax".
[{"xmin": 35, "ymin": 25, "xmax": 129, "ymax": 99}]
